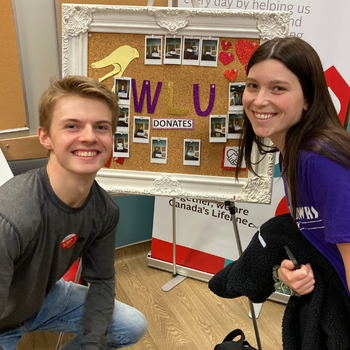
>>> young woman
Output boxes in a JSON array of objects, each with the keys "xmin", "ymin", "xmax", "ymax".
[{"xmin": 235, "ymin": 37, "xmax": 350, "ymax": 296}]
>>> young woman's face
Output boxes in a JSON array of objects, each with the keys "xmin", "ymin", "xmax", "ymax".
[{"xmin": 243, "ymin": 59, "xmax": 308, "ymax": 152}]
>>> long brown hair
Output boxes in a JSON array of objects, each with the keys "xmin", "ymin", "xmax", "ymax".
[{"xmin": 235, "ymin": 37, "xmax": 350, "ymax": 218}]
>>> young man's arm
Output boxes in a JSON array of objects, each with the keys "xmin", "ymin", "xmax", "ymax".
[
  {"xmin": 0, "ymin": 218, "xmax": 18, "ymax": 326},
  {"xmin": 80, "ymin": 221, "xmax": 118, "ymax": 350}
]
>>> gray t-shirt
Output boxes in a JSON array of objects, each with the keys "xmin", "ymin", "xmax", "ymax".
[{"xmin": 0, "ymin": 167, "xmax": 119, "ymax": 348}]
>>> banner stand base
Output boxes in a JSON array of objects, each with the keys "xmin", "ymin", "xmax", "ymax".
[{"xmin": 161, "ymin": 274, "xmax": 187, "ymax": 292}]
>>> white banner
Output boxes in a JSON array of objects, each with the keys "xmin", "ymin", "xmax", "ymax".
[
  {"xmin": 152, "ymin": 174, "xmax": 285, "ymax": 262},
  {"xmin": 0, "ymin": 149, "xmax": 13, "ymax": 187}
]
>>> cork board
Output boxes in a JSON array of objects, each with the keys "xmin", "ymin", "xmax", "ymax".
[
  {"xmin": 0, "ymin": 0, "xmax": 27, "ymax": 132},
  {"xmin": 62, "ymin": 4, "xmax": 288, "ymax": 201},
  {"xmin": 88, "ymin": 33, "xmax": 256, "ymax": 178}
]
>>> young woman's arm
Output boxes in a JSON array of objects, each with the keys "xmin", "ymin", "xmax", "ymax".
[{"xmin": 337, "ymin": 243, "xmax": 350, "ymax": 292}]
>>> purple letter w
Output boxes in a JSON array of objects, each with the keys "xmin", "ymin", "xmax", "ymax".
[{"xmin": 132, "ymin": 79, "xmax": 162, "ymax": 114}]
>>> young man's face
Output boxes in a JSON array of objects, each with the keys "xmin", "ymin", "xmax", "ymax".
[{"xmin": 39, "ymin": 95, "xmax": 113, "ymax": 177}]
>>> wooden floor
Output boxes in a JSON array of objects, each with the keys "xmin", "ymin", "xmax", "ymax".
[{"xmin": 18, "ymin": 242, "xmax": 285, "ymax": 350}]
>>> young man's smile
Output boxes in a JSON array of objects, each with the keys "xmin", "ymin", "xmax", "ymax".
[{"xmin": 73, "ymin": 150, "xmax": 99, "ymax": 157}]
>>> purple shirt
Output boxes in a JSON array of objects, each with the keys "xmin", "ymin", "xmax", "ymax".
[{"xmin": 282, "ymin": 150, "xmax": 350, "ymax": 294}]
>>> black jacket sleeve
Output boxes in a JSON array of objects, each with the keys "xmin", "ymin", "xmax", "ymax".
[{"xmin": 209, "ymin": 214, "xmax": 299, "ymax": 303}]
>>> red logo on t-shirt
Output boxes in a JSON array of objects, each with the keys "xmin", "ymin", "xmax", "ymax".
[{"xmin": 61, "ymin": 234, "xmax": 78, "ymax": 249}]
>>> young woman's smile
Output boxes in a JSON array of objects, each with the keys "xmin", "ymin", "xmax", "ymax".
[{"xmin": 243, "ymin": 59, "xmax": 308, "ymax": 152}]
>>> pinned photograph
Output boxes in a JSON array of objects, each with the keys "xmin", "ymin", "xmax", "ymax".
[
  {"xmin": 200, "ymin": 38, "xmax": 219, "ymax": 67},
  {"xmin": 227, "ymin": 112, "xmax": 244, "ymax": 139},
  {"xmin": 116, "ymin": 106, "xmax": 129, "ymax": 132},
  {"xmin": 115, "ymin": 77, "xmax": 131, "ymax": 105},
  {"xmin": 183, "ymin": 139, "xmax": 200, "ymax": 166},
  {"xmin": 133, "ymin": 116, "xmax": 150, "ymax": 144},
  {"xmin": 164, "ymin": 36, "xmax": 182, "ymax": 65},
  {"xmin": 222, "ymin": 146, "xmax": 246, "ymax": 170},
  {"xmin": 229, "ymin": 83, "xmax": 245, "ymax": 111},
  {"xmin": 182, "ymin": 37, "xmax": 201, "ymax": 66},
  {"xmin": 151, "ymin": 137, "xmax": 168, "ymax": 164},
  {"xmin": 209, "ymin": 115, "xmax": 227, "ymax": 143},
  {"xmin": 145, "ymin": 35, "xmax": 162, "ymax": 65},
  {"xmin": 113, "ymin": 132, "xmax": 129, "ymax": 158}
]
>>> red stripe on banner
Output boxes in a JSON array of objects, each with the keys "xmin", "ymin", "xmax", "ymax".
[
  {"xmin": 151, "ymin": 238, "xmax": 225, "ymax": 275},
  {"xmin": 275, "ymin": 196, "xmax": 289, "ymax": 216},
  {"xmin": 324, "ymin": 66, "xmax": 350, "ymax": 126}
]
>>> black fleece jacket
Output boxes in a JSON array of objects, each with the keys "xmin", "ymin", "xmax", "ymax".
[{"xmin": 209, "ymin": 214, "xmax": 350, "ymax": 350}]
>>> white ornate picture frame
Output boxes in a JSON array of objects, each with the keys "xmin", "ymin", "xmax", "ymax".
[{"xmin": 62, "ymin": 4, "xmax": 289, "ymax": 203}]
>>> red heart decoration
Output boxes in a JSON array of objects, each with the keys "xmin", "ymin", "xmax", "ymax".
[
  {"xmin": 244, "ymin": 64, "xmax": 248, "ymax": 75},
  {"xmin": 219, "ymin": 52, "xmax": 234, "ymax": 66},
  {"xmin": 235, "ymin": 39, "xmax": 259, "ymax": 65},
  {"xmin": 221, "ymin": 40, "xmax": 232, "ymax": 51},
  {"xmin": 224, "ymin": 69, "xmax": 238, "ymax": 82},
  {"xmin": 104, "ymin": 150, "xmax": 113, "ymax": 168}
]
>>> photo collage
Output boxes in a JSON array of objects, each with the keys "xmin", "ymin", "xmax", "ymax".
[
  {"xmin": 113, "ymin": 77, "xmax": 245, "ymax": 168},
  {"xmin": 112, "ymin": 35, "xmax": 247, "ymax": 168},
  {"xmin": 145, "ymin": 35, "xmax": 219, "ymax": 67},
  {"xmin": 114, "ymin": 77, "xmax": 131, "ymax": 158},
  {"xmin": 209, "ymin": 82, "xmax": 245, "ymax": 143}
]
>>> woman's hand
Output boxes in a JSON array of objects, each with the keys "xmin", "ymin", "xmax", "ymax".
[{"xmin": 278, "ymin": 260, "xmax": 315, "ymax": 295}]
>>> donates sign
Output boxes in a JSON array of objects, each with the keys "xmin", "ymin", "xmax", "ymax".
[{"xmin": 152, "ymin": 118, "xmax": 194, "ymax": 129}]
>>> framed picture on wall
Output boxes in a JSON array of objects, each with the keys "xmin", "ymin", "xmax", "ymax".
[
  {"xmin": 113, "ymin": 132, "xmax": 129, "ymax": 158},
  {"xmin": 133, "ymin": 116, "xmax": 150, "ymax": 143},
  {"xmin": 200, "ymin": 37, "xmax": 219, "ymax": 67},
  {"xmin": 227, "ymin": 112, "xmax": 244, "ymax": 139},
  {"xmin": 182, "ymin": 36, "xmax": 201, "ymax": 66},
  {"xmin": 115, "ymin": 77, "xmax": 131, "ymax": 105},
  {"xmin": 116, "ymin": 106, "xmax": 130, "ymax": 132},
  {"xmin": 164, "ymin": 35, "xmax": 182, "ymax": 65},
  {"xmin": 145, "ymin": 35, "xmax": 163, "ymax": 65},
  {"xmin": 209, "ymin": 115, "xmax": 227, "ymax": 143},
  {"xmin": 151, "ymin": 137, "xmax": 168, "ymax": 164},
  {"xmin": 228, "ymin": 83, "xmax": 245, "ymax": 111},
  {"xmin": 183, "ymin": 139, "xmax": 201, "ymax": 166}
]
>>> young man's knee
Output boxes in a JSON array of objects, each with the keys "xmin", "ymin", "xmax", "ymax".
[
  {"xmin": 124, "ymin": 311, "xmax": 147, "ymax": 345},
  {"xmin": 109, "ymin": 307, "xmax": 148, "ymax": 347},
  {"xmin": 131, "ymin": 311, "xmax": 148, "ymax": 342}
]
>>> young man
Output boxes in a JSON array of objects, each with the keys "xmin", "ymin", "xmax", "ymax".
[{"xmin": 0, "ymin": 76, "xmax": 147, "ymax": 350}]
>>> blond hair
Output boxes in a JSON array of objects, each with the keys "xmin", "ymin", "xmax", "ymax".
[{"xmin": 38, "ymin": 75, "xmax": 119, "ymax": 135}]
